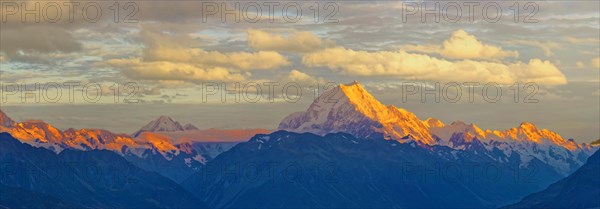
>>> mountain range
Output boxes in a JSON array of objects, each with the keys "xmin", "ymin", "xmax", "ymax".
[
  {"xmin": 183, "ymin": 130, "xmax": 591, "ymax": 208},
  {"xmin": 280, "ymin": 82, "xmax": 595, "ymax": 176},
  {"xmin": 0, "ymin": 133, "xmax": 207, "ymax": 208},
  {"xmin": 183, "ymin": 82, "xmax": 597, "ymax": 208},
  {"xmin": 0, "ymin": 110, "xmax": 267, "ymax": 182},
  {"xmin": 0, "ymin": 81, "xmax": 598, "ymax": 208}
]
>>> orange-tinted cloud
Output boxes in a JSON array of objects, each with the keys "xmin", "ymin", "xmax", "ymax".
[
  {"xmin": 303, "ymin": 47, "xmax": 566, "ymax": 85},
  {"xmin": 403, "ymin": 30, "xmax": 518, "ymax": 60}
]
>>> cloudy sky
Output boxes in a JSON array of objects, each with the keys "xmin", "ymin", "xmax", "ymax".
[{"xmin": 1, "ymin": 1, "xmax": 599, "ymax": 142}]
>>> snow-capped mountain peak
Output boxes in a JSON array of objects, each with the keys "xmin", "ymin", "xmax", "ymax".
[
  {"xmin": 0, "ymin": 109, "xmax": 262, "ymax": 182},
  {"xmin": 277, "ymin": 82, "xmax": 590, "ymax": 151},
  {"xmin": 0, "ymin": 109, "xmax": 15, "ymax": 128},
  {"xmin": 519, "ymin": 121, "xmax": 537, "ymax": 130},
  {"xmin": 5, "ymin": 118, "xmax": 144, "ymax": 154},
  {"xmin": 420, "ymin": 118, "xmax": 595, "ymax": 175},
  {"xmin": 429, "ymin": 120, "xmax": 486, "ymax": 144},
  {"xmin": 279, "ymin": 82, "xmax": 435, "ymax": 144},
  {"xmin": 132, "ymin": 116, "xmax": 188, "ymax": 137},
  {"xmin": 183, "ymin": 123, "xmax": 200, "ymax": 131},
  {"xmin": 424, "ymin": 118, "xmax": 445, "ymax": 128},
  {"xmin": 277, "ymin": 82, "xmax": 596, "ymax": 176},
  {"xmin": 428, "ymin": 118, "xmax": 579, "ymax": 151},
  {"xmin": 489, "ymin": 121, "xmax": 579, "ymax": 150}
]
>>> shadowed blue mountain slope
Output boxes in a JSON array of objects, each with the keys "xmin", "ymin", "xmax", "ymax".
[
  {"xmin": 503, "ymin": 150, "xmax": 600, "ymax": 209},
  {"xmin": 0, "ymin": 133, "xmax": 208, "ymax": 209},
  {"xmin": 183, "ymin": 130, "xmax": 565, "ymax": 209}
]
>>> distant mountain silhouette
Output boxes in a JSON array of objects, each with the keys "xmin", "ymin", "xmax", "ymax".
[{"xmin": 132, "ymin": 115, "xmax": 187, "ymax": 137}]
